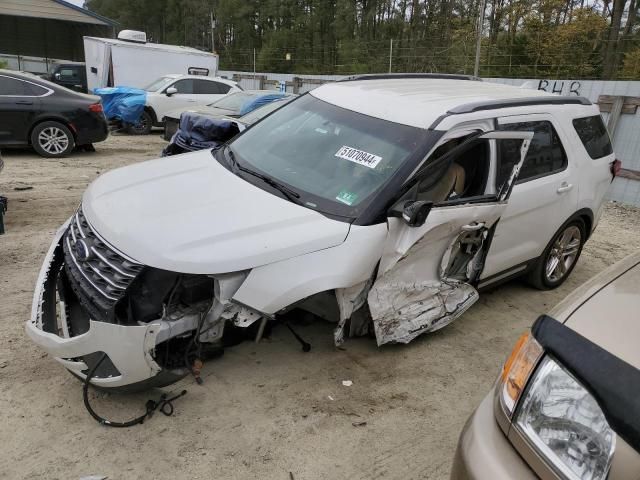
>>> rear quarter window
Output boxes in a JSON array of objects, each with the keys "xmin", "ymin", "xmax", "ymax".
[{"xmin": 572, "ymin": 115, "xmax": 613, "ymax": 159}]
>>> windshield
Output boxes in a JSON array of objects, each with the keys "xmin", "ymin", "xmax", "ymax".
[
  {"xmin": 239, "ymin": 97, "xmax": 294, "ymax": 124},
  {"xmin": 143, "ymin": 76, "xmax": 174, "ymax": 92},
  {"xmin": 229, "ymin": 94, "xmax": 425, "ymax": 217},
  {"xmin": 207, "ymin": 92, "xmax": 255, "ymax": 110}
]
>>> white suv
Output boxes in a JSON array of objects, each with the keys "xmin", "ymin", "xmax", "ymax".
[
  {"xmin": 131, "ymin": 74, "xmax": 242, "ymax": 134},
  {"xmin": 27, "ymin": 74, "xmax": 617, "ymax": 390}
]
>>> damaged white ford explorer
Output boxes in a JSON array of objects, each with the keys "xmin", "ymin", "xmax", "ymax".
[{"xmin": 27, "ymin": 74, "xmax": 617, "ymax": 391}]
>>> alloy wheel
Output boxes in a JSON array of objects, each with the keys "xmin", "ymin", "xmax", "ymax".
[
  {"xmin": 38, "ymin": 127, "xmax": 70, "ymax": 155},
  {"xmin": 545, "ymin": 225, "xmax": 582, "ymax": 283}
]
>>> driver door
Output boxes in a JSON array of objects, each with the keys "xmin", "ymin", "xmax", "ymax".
[{"xmin": 368, "ymin": 131, "xmax": 533, "ymax": 345}]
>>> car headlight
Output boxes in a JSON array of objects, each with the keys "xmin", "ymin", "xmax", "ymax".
[{"xmin": 514, "ymin": 356, "xmax": 615, "ymax": 480}]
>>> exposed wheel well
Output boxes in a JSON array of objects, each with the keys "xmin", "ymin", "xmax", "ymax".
[
  {"xmin": 144, "ymin": 107, "xmax": 158, "ymax": 125},
  {"xmin": 28, "ymin": 118, "xmax": 76, "ymax": 145},
  {"xmin": 576, "ymin": 209, "xmax": 594, "ymax": 240}
]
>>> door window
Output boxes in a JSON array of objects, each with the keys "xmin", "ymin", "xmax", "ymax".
[
  {"xmin": 496, "ymin": 121, "xmax": 567, "ymax": 186},
  {"xmin": 572, "ymin": 115, "xmax": 613, "ymax": 159},
  {"xmin": 194, "ymin": 80, "xmax": 231, "ymax": 94},
  {"xmin": 415, "ymin": 135, "xmax": 491, "ymax": 204},
  {"xmin": 170, "ymin": 79, "xmax": 194, "ymax": 94},
  {"xmin": 58, "ymin": 68, "xmax": 80, "ymax": 81},
  {"xmin": 0, "ymin": 76, "xmax": 30, "ymax": 96}
]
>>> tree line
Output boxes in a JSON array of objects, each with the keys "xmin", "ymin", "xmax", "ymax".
[{"xmin": 85, "ymin": 0, "xmax": 640, "ymax": 79}]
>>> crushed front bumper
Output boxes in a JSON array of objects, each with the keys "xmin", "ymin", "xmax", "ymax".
[{"xmin": 26, "ymin": 219, "xmax": 170, "ymax": 389}]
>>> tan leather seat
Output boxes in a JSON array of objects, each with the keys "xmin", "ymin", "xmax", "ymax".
[{"xmin": 419, "ymin": 163, "xmax": 466, "ymax": 202}]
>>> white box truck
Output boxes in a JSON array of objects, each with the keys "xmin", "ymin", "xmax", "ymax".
[{"xmin": 83, "ymin": 30, "xmax": 218, "ymax": 92}]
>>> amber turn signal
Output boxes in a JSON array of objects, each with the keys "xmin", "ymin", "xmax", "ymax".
[{"xmin": 499, "ymin": 332, "xmax": 543, "ymax": 417}]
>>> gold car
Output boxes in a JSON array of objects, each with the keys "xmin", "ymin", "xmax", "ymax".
[{"xmin": 452, "ymin": 252, "xmax": 640, "ymax": 479}]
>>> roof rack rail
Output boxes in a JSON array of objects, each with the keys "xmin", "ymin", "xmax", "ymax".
[
  {"xmin": 338, "ymin": 73, "xmax": 481, "ymax": 82},
  {"xmin": 428, "ymin": 95, "xmax": 592, "ymax": 129},
  {"xmin": 448, "ymin": 96, "xmax": 592, "ymax": 114}
]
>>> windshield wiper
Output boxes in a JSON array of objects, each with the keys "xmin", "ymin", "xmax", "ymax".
[{"xmin": 225, "ymin": 146, "xmax": 301, "ymax": 204}]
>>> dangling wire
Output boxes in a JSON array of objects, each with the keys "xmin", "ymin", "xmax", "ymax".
[{"xmin": 82, "ymin": 353, "xmax": 187, "ymax": 428}]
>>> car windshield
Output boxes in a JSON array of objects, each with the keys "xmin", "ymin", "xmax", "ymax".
[
  {"xmin": 228, "ymin": 94, "xmax": 425, "ymax": 216},
  {"xmin": 239, "ymin": 97, "xmax": 294, "ymax": 124},
  {"xmin": 207, "ymin": 92, "xmax": 255, "ymax": 110},
  {"xmin": 143, "ymin": 76, "xmax": 175, "ymax": 92}
]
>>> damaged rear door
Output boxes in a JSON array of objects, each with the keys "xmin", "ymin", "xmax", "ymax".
[{"xmin": 368, "ymin": 131, "xmax": 533, "ymax": 345}]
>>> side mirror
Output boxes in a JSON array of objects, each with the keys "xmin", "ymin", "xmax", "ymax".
[
  {"xmin": 54, "ymin": 73, "xmax": 61, "ymax": 80},
  {"xmin": 402, "ymin": 200, "xmax": 433, "ymax": 227},
  {"xmin": 166, "ymin": 86, "xmax": 178, "ymax": 96}
]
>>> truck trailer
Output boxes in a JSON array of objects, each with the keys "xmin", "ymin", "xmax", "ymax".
[{"xmin": 83, "ymin": 30, "xmax": 218, "ymax": 92}]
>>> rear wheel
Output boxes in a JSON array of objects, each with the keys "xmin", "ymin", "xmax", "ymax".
[
  {"xmin": 127, "ymin": 110, "xmax": 153, "ymax": 135},
  {"xmin": 31, "ymin": 121, "xmax": 75, "ymax": 158},
  {"xmin": 527, "ymin": 219, "xmax": 585, "ymax": 290}
]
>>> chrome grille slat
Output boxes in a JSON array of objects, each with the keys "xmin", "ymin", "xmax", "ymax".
[
  {"xmin": 90, "ymin": 247, "xmax": 137, "ymax": 278},
  {"xmin": 62, "ymin": 207, "xmax": 143, "ymax": 319},
  {"xmin": 75, "ymin": 212, "xmax": 86, "ymax": 238},
  {"xmin": 85, "ymin": 262, "xmax": 128, "ymax": 290},
  {"xmin": 65, "ymin": 235, "xmax": 118, "ymax": 301}
]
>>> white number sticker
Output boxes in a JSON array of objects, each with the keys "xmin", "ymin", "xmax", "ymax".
[{"xmin": 334, "ymin": 145, "xmax": 382, "ymax": 169}]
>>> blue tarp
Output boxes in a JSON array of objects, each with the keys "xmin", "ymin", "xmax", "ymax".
[
  {"xmin": 239, "ymin": 93, "xmax": 287, "ymax": 116},
  {"xmin": 94, "ymin": 87, "xmax": 147, "ymax": 124}
]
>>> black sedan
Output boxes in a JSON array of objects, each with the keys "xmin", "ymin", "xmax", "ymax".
[{"xmin": 0, "ymin": 70, "xmax": 108, "ymax": 158}]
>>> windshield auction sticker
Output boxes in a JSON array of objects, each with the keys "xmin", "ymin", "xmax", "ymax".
[
  {"xmin": 336, "ymin": 190, "xmax": 358, "ymax": 205},
  {"xmin": 335, "ymin": 145, "xmax": 382, "ymax": 169}
]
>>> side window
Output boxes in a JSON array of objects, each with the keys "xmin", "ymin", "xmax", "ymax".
[
  {"xmin": 194, "ymin": 80, "xmax": 231, "ymax": 94},
  {"xmin": 25, "ymin": 83, "xmax": 48, "ymax": 96},
  {"xmin": 497, "ymin": 121, "xmax": 567, "ymax": 186},
  {"xmin": 416, "ymin": 135, "xmax": 490, "ymax": 203},
  {"xmin": 59, "ymin": 68, "xmax": 79, "ymax": 81},
  {"xmin": 0, "ymin": 76, "xmax": 29, "ymax": 96},
  {"xmin": 572, "ymin": 115, "xmax": 613, "ymax": 159},
  {"xmin": 170, "ymin": 79, "xmax": 194, "ymax": 94}
]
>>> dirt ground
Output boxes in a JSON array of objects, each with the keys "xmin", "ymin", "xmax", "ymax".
[{"xmin": 1, "ymin": 134, "xmax": 639, "ymax": 480}]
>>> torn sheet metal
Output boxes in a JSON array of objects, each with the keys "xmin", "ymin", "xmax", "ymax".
[
  {"xmin": 368, "ymin": 279, "xmax": 478, "ymax": 345},
  {"xmin": 334, "ymin": 278, "xmax": 372, "ymax": 345},
  {"xmin": 367, "ymin": 220, "xmax": 489, "ymax": 346}
]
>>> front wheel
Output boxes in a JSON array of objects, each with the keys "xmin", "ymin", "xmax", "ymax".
[
  {"xmin": 527, "ymin": 219, "xmax": 585, "ymax": 290},
  {"xmin": 127, "ymin": 111, "xmax": 153, "ymax": 135},
  {"xmin": 31, "ymin": 121, "xmax": 75, "ymax": 158}
]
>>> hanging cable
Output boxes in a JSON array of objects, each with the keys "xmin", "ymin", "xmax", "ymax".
[{"xmin": 82, "ymin": 353, "xmax": 187, "ymax": 428}]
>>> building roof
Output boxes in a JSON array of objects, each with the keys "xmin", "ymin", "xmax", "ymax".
[
  {"xmin": 0, "ymin": 0, "xmax": 118, "ymax": 27},
  {"xmin": 311, "ymin": 78, "xmax": 565, "ymax": 129}
]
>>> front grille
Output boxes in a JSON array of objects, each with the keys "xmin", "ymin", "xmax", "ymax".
[{"xmin": 63, "ymin": 207, "xmax": 144, "ymax": 323}]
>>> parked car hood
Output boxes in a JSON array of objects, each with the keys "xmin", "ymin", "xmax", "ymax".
[
  {"xmin": 165, "ymin": 105, "xmax": 236, "ymax": 121},
  {"xmin": 550, "ymin": 252, "xmax": 640, "ymax": 370},
  {"xmin": 82, "ymin": 150, "xmax": 350, "ymax": 274}
]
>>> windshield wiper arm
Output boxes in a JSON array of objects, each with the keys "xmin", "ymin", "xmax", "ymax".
[{"xmin": 225, "ymin": 146, "xmax": 301, "ymax": 203}]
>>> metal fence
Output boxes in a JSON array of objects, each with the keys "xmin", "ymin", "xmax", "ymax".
[{"xmin": 220, "ymin": 70, "xmax": 640, "ymax": 206}]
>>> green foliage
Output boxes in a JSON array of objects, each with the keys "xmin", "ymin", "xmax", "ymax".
[
  {"xmin": 0, "ymin": 59, "xmax": 8, "ymax": 69},
  {"xmin": 85, "ymin": 0, "xmax": 640, "ymax": 79}
]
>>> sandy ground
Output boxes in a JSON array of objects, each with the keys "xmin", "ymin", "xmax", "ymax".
[{"xmin": 1, "ymin": 134, "xmax": 639, "ymax": 480}]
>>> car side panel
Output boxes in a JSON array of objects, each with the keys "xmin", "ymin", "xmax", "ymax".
[
  {"xmin": 0, "ymin": 92, "xmax": 41, "ymax": 145},
  {"xmin": 232, "ymin": 223, "xmax": 387, "ymax": 315},
  {"xmin": 481, "ymin": 113, "xmax": 579, "ymax": 279}
]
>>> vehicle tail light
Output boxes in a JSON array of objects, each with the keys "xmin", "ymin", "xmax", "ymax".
[
  {"xmin": 89, "ymin": 103, "xmax": 103, "ymax": 113},
  {"xmin": 498, "ymin": 331, "xmax": 543, "ymax": 417},
  {"xmin": 610, "ymin": 159, "xmax": 622, "ymax": 177}
]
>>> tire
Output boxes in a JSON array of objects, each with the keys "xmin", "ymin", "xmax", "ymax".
[
  {"xmin": 127, "ymin": 110, "xmax": 153, "ymax": 135},
  {"xmin": 527, "ymin": 219, "xmax": 586, "ymax": 290},
  {"xmin": 31, "ymin": 121, "xmax": 75, "ymax": 158}
]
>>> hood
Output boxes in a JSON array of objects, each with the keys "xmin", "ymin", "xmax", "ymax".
[
  {"xmin": 164, "ymin": 106, "xmax": 235, "ymax": 121},
  {"xmin": 554, "ymin": 253, "xmax": 640, "ymax": 370},
  {"xmin": 82, "ymin": 151, "xmax": 350, "ymax": 274}
]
